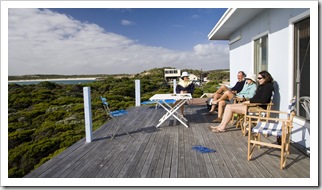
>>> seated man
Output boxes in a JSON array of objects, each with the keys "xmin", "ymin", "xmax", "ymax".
[
  {"xmin": 211, "ymin": 73, "xmax": 257, "ymax": 123},
  {"xmin": 209, "ymin": 71, "xmax": 246, "ymax": 113},
  {"xmin": 175, "ymin": 71, "xmax": 195, "ymax": 116}
]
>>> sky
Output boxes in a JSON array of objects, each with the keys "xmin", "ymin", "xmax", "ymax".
[{"xmin": 8, "ymin": 8, "xmax": 228, "ymax": 75}]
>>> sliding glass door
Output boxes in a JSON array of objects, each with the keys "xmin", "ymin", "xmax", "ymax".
[{"xmin": 294, "ymin": 17, "xmax": 310, "ymax": 120}]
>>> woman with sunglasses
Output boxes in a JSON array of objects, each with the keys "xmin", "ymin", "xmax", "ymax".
[{"xmin": 209, "ymin": 71, "xmax": 274, "ymax": 133}]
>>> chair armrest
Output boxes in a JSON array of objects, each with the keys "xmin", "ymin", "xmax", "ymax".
[
  {"xmin": 243, "ymin": 102, "xmax": 273, "ymax": 106},
  {"xmin": 233, "ymin": 97, "xmax": 245, "ymax": 103},
  {"xmin": 245, "ymin": 114, "xmax": 290, "ymax": 123},
  {"xmin": 252, "ymin": 109, "xmax": 288, "ymax": 115}
]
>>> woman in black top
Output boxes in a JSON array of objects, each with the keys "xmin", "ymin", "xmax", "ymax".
[{"xmin": 209, "ymin": 71, "xmax": 274, "ymax": 132}]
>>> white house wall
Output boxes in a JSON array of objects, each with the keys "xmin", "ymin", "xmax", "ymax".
[
  {"xmin": 229, "ymin": 8, "xmax": 308, "ymax": 110},
  {"xmin": 228, "ymin": 8, "xmax": 310, "ymax": 151}
]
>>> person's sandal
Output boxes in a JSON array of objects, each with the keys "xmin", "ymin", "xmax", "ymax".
[
  {"xmin": 212, "ymin": 128, "xmax": 226, "ymax": 133},
  {"xmin": 211, "ymin": 118, "xmax": 222, "ymax": 123},
  {"xmin": 208, "ymin": 111, "xmax": 217, "ymax": 115}
]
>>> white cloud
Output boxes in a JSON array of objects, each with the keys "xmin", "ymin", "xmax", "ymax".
[
  {"xmin": 193, "ymin": 43, "xmax": 228, "ymax": 56},
  {"xmin": 191, "ymin": 14, "xmax": 200, "ymax": 19},
  {"xmin": 121, "ymin": 19, "xmax": 135, "ymax": 26},
  {"xmin": 8, "ymin": 8, "xmax": 229, "ymax": 75}
]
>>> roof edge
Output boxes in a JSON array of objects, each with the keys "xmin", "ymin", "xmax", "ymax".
[{"xmin": 207, "ymin": 8, "xmax": 236, "ymax": 40}]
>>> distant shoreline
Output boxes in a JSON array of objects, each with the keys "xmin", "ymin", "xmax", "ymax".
[{"xmin": 8, "ymin": 78, "xmax": 97, "ymax": 82}]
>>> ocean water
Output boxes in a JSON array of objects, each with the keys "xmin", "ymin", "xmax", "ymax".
[{"xmin": 8, "ymin": 79, "xmax": 96, "ymax": 85}]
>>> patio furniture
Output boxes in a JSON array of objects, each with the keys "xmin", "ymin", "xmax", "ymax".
[
  {"xmin": 150, "ymin": 93, "xmax": 192, "ymax": 128},
  {"xmin": 100, "ymin": 96, "xmax": 132, "ymax": 140},
  {"xmin": 237, "ymin": 92, "xmax": 274, "ymax": 136},
  {"xmin": 299, "ymin": 96, "xmax": 310, "ymax": 120},
  {"xmin": 141, "ymin": 99, "xmax": 176, "ymax": 109},
  {"xmin": 246, "ymin": 96, "xmax": 296, "ymax": 169},
  {"xmin": 231, "ymin": 97, "xmax": 246, "ymax": 126}
]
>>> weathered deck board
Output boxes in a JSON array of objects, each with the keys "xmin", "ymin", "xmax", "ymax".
[{"xmin": 24, "ymin": 105, "xmax": 310, "ymax": 178}]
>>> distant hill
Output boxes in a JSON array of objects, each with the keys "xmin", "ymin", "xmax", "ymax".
[
  {"xmin": 8, "ymin": 68, "xmax": 229, "ymax": 81},
  {"xmin": 8, "ymin": 74, "xmax": 132, "ymax": 81}
]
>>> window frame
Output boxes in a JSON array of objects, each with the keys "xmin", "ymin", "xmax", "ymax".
[{"xmin": 253, "ymin": 33, "xmax": 269, "ymax": 75}]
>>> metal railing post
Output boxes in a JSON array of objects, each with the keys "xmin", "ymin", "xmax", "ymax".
[
  {"xmin": 173, "ymin": 79, "xmax": 177, "ymax": 94},
  {"xmin": 83, "ymin": 87, "xmax": 93, "ymax": 143},
  {"xmin": 135, "ymin": 80, "xmax": 141, "ymax": 106}
]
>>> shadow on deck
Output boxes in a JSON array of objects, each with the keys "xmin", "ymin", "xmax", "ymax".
[{"xmin": 24, "ymin": 105, "xmax": 310, "ymax": 179}]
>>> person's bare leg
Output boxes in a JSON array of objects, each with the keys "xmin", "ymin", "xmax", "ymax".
[
  {"xmin": 213, "ymin": 91, "xmax": 235, "ymax": 105},
  {"xmin": 173, "ymin": 100, "xmax": 183, "ymax": 115},
  {"xmin": 213, "ymin": 104, "xmax": 246, "ymax": 131},
  {"xmin": 180, "ymin": 105, "xmax": 184, "ymax": 115},
  {"xmin": 215, "ymin": 85, "xmax": 229, "ymax": 94},
  {"xmin": 217, "ymin": 100, "xmax": 226, "ymax": 119},
  {"xmin": 209, "ymin": 93, "xmax": 222, "ymax": 112},
  {"xmin": 210, "ymin": 100, "xmax": 227, "ymax": 125}
]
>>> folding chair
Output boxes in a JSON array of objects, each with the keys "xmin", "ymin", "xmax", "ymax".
[
  {"xmin": 100, "ymin": 96, "xmax": 131, "ymax": 140},
  {"xmin": 236, "ymin": 92, "xmax": 274, "ymax": 136},
  {"xmin": 246, "ymin": 96, "xmax": 296, "ymax": 169},
  {"xmin": 231, "ymin": 97, "xmax": 246, "ymax": 126}
]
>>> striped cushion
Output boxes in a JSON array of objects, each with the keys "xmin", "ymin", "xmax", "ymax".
[
  {"xmin": 252, "ymin": 121, "xmax": 282, "ymax": 136},
  {"xmin": 248, "ymin": 112, "xmax": 266, "ymax": 117}
]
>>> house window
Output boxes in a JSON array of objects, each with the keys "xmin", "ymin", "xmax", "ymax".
[
  {"xmin": 254, "ymin": 35, "xmax": 268, "ymax": 74},
  {"xmin": 294, "ymin": 17, "xmax": 310, "ymax": 120}
]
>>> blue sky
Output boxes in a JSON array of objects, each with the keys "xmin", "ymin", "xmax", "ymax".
[
  {"xmin": 8, "ymin": 8, "xmax": 229, "ymax": 75},
  {"xmin": 48, "ymin": 8, "xmax": 227, "ymax": 50}
]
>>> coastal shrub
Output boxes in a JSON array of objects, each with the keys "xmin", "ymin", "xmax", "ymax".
[
  {"xmin": 8, "ymin": 129, "xmax": 35, "ymax": 149},
  {"xmin": 37, "ymin": 81, "xmax": 59, "ymax": 90},
  {"xmin": 8, "ymin": 122, "xmax": 31, "ymax": 135},
  {"xmin": 11, "ymin": 97, "xmax": 32, "ymax": 109},
  {"xmin": 193, "ymin": 88, "xmax": 203, "ymax": 98}
]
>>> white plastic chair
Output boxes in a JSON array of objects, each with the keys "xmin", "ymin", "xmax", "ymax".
[{"xmin": 299, "ymin": 96, "xmax": 310, "ymax": 120}]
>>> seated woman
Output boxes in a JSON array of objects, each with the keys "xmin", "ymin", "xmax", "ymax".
[
  {"xmin": 209, "ymin": 71, "xmax": 274, "ymax": 132},
  {"xmin": 209, "ymin": 71, "xmax": 246, "ymax": 113},
  {"xmin": 211, "ymin": 73, "xmax": 257, "ymax": 123},
  {"xmin": 175, "ymin": 71, "xmax": 195, "ymax": 116}
]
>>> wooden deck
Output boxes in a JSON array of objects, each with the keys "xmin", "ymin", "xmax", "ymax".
[{"xmin": 24, "ymin": 104, "xmax": 310, "ymax": 179}]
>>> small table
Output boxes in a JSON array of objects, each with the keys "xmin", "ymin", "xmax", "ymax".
[{"xmin": 150, "ymin": 93, "xmax": 192, "ymax": 128}]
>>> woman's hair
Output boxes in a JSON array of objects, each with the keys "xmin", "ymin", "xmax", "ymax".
[{"xmin": 258, "ymin": 70, "xmax": 274, "ymax": 84}]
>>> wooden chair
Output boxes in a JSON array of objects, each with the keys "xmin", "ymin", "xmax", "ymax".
[
  {"xmin": 235, "ymin": 92, "xmax": 275, "ymax": 136},
  {"xmin": 241, "ymin": 101, "xmax": 274, "ymax": 136},
  {"xmin": 231, "ymin": 97, "xmax": 246, "ymax": 128},
  {"xmin": 246, "ymin": 96, "xmax": 296, "ymax": 169}
]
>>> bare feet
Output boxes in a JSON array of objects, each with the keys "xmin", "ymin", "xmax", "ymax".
[
  {"xmin": 209, "ymin": 104, "xmax": 217, "ymax": 112},
  {"xmin": 212, "ymin": 128, "xmax": 226, "ymax": 133},
  {"xmin": 211, "ymin": 125, "xmax": 225, "ymax": 133},
  {"xmin": 208, "ymin": 126, "xmax": 217, "ymax": 130}
]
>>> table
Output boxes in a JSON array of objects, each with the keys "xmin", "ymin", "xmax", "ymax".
[{"xmin": 150, "ymin": 93, "xmax": 192, "ymax": 128}]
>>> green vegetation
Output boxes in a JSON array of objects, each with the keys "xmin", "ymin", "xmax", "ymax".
[
  {"xmin": 8, "ymin": 74, "xmax": 132, "ymax": 81},
  {"xmin": 8, "ymin": 68, "xmax": 229, "ymax": 177}
]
